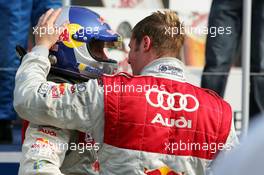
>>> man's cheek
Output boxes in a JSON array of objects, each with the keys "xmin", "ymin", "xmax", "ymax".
[{"xmin": 128, "ymin": 56, "xmax": 135, "ymax": 65}]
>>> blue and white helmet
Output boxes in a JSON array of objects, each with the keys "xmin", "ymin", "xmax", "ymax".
[{"xmin": 49, "ymin": 6, "xmax": 121, "ymax": 79}]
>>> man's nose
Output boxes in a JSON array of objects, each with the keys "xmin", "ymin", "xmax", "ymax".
[{"xmin": 127, "ymin": 56, "xmax": 131, "ymax": 64}]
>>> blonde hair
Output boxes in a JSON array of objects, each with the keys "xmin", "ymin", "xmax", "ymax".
[{"xmin": 132, "ymin": 10, "xmax": 185, "ymax": 58}]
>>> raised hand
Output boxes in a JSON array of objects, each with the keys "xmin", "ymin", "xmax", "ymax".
[{"xmin": 34, "ymin": 8, "xmax": 67, "ymax": 49}]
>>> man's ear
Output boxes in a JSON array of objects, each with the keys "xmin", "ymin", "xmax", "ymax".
[{"xmin": 142, "ymin": 35, "xmax": 151, "ymax": 52}]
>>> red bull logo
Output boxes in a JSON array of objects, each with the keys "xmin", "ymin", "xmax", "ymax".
[
  {"xmin": 59, "ymin": 23, "xmax": 85, "ymax": 48},
  {"xmin": 144, "ymin": 166, "xmax": 184, "ymax": 175},
  {"xmin": 59, "ymin": 28, "xmax": 70, "ymax": 42},
  {"xmin": 36, "ymin": 138, "xmax": 49, "ymax": 144}
]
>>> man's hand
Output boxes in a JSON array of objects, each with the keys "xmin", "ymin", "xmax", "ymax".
[{"xmin": 34, "ymin": 8, "xmax": 67, "ymax": 49}]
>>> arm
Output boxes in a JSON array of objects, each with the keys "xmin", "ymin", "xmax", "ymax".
[
  {"xmin": 18, "ymin": 124, "xmax": 69, "ymax": 175},
  {"xmin": 224, "ymin": 118, "xmax": 239, "ymax": 150},
  {"xmin": 14, "ymin": 46, "xmax": 104, "ymax": 132},
  {"xmin": 206, "ymin": 118, "xmax": 239, "ymax": 174}
]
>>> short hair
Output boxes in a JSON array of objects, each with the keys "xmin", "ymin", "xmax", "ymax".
[{"xmin": 132, "ymin": 10, "xmax": 185, "ymax": 58}]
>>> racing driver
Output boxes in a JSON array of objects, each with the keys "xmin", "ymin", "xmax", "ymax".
[
  {"xmin": 14, "ymin": 8, "xmax": 238, "ymax": 175},
  {"xmin": 18, "ymin": 7, "xmax": 121, "ymax": 175}
]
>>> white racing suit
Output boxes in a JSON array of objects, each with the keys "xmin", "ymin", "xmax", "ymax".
[
  {"xmin": 14, "ymin": 46, "xmax": 239, "ymax": 175},
  {"xmin": 18, "ymin": 62, "xmax": 99, "ymax": 175},
  {"xmin": 19, "ymin": 123, "xmax": 99, "ymax": 175}
]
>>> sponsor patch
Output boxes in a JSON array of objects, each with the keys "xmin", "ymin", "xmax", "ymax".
[
  {"xmin": 158, "ymin": 64, "xmax": 183, "ymax": 78},
  {"xmin": 51, "ymin": 85, "xmax": 60, "ymax": 98},
  {"xmin": 35, "ymin": 138, "xmax": 49, "ymax": 145},
  {"xmin": 38, "ymin": 127, "xmax": 57, "ymax": 137},
  {"xmin": 37, "ymin": 83, "xmax": 51, "ymax": 97},
  {"xmin": 70, "ymin": 85, "xmax": 76, "ymax": 94},
  {"xmin": 59, "ymin": 83, "xmax": 66, "ymax": 95},
  {"xmin": 33, "ymin": 160, "xmax": 48, "ymax": 170},
  {"xmin": 50, "ymin": 84, "xmax": 67, "ymax": 98},
  {"xmin": 77, "ymin": 83, "xmax": 86, "ymax": 92},
  {"xmin": 31, "ymin": 138, "xmax": 55, "ymax": 149}
]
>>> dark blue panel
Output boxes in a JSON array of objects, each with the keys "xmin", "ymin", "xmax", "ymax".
[
  {"xmin": 51, "ymin": 42, "xmax": 78, "ymax": 72},
  {"xmin": 68, "ymin": 7, "xmax": 119, "ymax": 42},
  {"xmin": 0, "ymin": 124, "xmax": 21, "ymax": 151},
  {"xmin": 0, "ymin": 163, "xmax": 19, "ymax": 175}
]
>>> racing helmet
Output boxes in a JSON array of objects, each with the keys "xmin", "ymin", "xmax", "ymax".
[{"xmin": 49, "ymin": 6, "xmax": 121, "ymax": 80}]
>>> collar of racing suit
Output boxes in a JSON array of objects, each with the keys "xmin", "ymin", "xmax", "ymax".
[{"xmin": 139, "ymin": 57, "xmax": 186, "ymax": 82}]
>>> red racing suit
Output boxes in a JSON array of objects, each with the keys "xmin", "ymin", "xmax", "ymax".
[{"xmin": 102, "ymin": 72, "xmax": 235, "ymax": 174}]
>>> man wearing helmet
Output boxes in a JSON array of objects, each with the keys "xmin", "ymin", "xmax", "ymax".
[
  {"xmin": 18, "ymin": 7, "xmax": 121, "ymax": 175},
  {"xmin": 14, "ymin": 8, "xmax": 238, "ymax": 174}
]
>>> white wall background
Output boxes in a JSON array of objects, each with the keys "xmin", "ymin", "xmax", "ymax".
[{"xmin": 169, "ymin": 0, "xmax": 212, "ymax": 13}]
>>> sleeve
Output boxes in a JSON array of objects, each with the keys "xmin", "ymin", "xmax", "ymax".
[
  {"xmin": 223, "ymin": 118, "xmax": 239, "ymax": 151},
  {"xmin": 220, "ymin": 100, "xmax": 239, "ymax": 152},
  {"xmin": 13, "ymin": 45, "xmax": 104, "ymax": 132},
  {"xmin": 206, "ymin": 117, "xmax": 239, "ymax": 175},
  {"xmin": 18, "ymin": 124, "xmax": 69, "ymax": 175}
]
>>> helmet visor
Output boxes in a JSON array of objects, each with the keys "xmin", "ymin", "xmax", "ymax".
[{"xmin": 87, "ymin": 40, "xmax": 122, "ymax": 63}]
